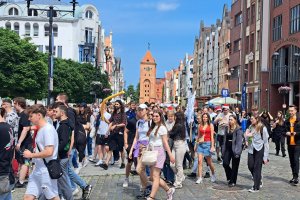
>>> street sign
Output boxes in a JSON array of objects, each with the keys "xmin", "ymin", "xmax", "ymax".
[{"xmin": 221, "ymin": 88, "xmax": 230, "ymax": 97}]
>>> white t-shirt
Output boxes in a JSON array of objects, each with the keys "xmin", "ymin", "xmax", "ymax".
[
  {"xmin": 136, "ymin": 119, "xmax": 150, "ymax": 141},
  {"xmin": 149, "ymin": 125, "xmax": 168, "ymax": 147},
  {"xmin": 97, "ymin": 112, "xmax": 111, "ymax": 135},
  {"xmin": 34, "ymin": 123, "xmax": 58, "ymax": 171}
]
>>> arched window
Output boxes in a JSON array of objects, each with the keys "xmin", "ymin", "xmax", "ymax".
[
  {"xmin": 44, "ymin": 23, "xmax": 49, "ymax": 36},
  {"xmin": 25, "ymin": 22, "xmax": 31, "ymax": 36},
  {"xmin": 8, "ymin": 7, "xmax": 19, "ymax": 16},
  {"xmin": 5, "ymin": 22, "xmax": 11, "ymax": 30},
  {"xmin": 85, "ymin": 10, "xmax": 93, "ymax": 19},
  {"xmin": 53, "ymin": 24, "xmax": 58, "ymax": 37},
  {"xmin": 28, "ymin": 9, "xmax": 38, "ymax": 16},
  {"xmin": 33, "ymin": 23, "xmax": 39, "ymax": 36},
  {"xmin": 14, "ymin": 22, "xmax": 19, "ymax": 35}
]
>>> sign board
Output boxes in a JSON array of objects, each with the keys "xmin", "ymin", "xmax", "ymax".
[{"xmin": 221, "ymin": 88, "xmax": 230, "ymax": 97}]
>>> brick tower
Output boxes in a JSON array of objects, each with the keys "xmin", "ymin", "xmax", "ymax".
[{"xmin": 139, "ymin": 50, "xmax": 157, "ymax": 104}]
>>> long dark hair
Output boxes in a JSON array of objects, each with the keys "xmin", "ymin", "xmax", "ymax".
[
  {"xmin": 171, "ymin": 111, "xmax": 186, "ymax": 139},
  {"xmin": 200, "ymin": 113, "xmax": 211, "ymax": 126},
  {"xmin": 113, "ymin": 100, "xmax": 124, "ymax": 115},
  {"xmin": 147, "ymin": 110, "xmax": 166, "ymax": 137}
]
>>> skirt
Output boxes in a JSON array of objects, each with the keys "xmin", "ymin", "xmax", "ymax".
[
  {"xmin": 153, "ymin": 146, "xmax": 166, "ymax": 169},
  {"xmin": 197, "ymin": 142, "xmax": 212, "ymax": 157}
]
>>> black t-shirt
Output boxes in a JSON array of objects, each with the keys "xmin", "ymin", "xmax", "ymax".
[
  {"xmin": 0, "ymin": 122, "xmax": 14, "ymax": 177},
  {"xmin": 18, "ymin": 111, "xmax": 32, "ymax": 145},
  {"xmin": 126, "ymin": 117, "xmax": 137, "ymax": 145}
]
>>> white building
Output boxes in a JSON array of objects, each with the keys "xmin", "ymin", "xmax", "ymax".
[{"xmin": 0, "ymin": 0, "xmax": 102, "ymax": 66}]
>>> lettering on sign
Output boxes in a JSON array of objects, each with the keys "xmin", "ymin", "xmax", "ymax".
[{"xmin": 274, "ymin": 37, "xmax": 299, "ymax": 50}]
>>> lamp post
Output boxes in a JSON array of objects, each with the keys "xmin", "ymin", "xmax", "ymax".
[{"xmin": 26, "ymin": 0, "xmax": 78, "ymax": 105}]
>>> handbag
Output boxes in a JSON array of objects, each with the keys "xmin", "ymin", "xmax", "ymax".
[
  {"xmin": 37, "ymin": 145, "xmax": 63, "ymax": 179},
  {"xmin": 0, "ymin": 175, "xmax": 10, "ymax": 194},
  {"xmin": 141, "ymin": 144, "xmax": 158, "ymax": 166}
]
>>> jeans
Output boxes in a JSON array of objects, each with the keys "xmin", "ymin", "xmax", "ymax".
[
  {"xmin": 58, "ymin": 158, "xmax": 73, "ymax": 200},
  {"xmin": 71, "ymin": 149, "xmax": 78, "ymax": 168},
  {"xmin": 0, "ymin": 184, "xmax": 13, "ymax": 200},
  {"xmin": 248, "ymin": 148, "xmax": 264, "ymax": 190},
  {"xmin": 288, "ymin": 145, "xmax": 300, "ymax": 179},
  {"xmin": 86, "ymin": 136, "xmax": 93, "ymax": 157},
  {"xmin": 68, "ymin": 162, "xmax": 87, "ymax": 191},
  {"xmin": 162, "ymin": 163, "xmax": 175, "ymax": 183}
]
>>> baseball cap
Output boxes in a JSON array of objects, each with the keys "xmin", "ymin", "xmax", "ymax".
[{"xmin": 138, "ymin": 104, "xmax": 148, "ymax": 109}]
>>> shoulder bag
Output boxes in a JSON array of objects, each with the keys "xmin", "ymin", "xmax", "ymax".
[
  {"xmin": 37, "ymin": 145, "xmax": 63, "ymax": 179},
  {"xmin": 141, "ymin": 144, "xmax": 158, "ymax": 166}
]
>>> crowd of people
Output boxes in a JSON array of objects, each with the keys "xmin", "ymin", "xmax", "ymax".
[{"xmin": 0, "ymin": 93, "xmax": 299, "ymax": 200}]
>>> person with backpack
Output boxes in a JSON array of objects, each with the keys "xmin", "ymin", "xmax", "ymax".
[
  {"xmin": 221, "ymin": 115, "xmax": 243, "ymax": 187},
  {"xmin": 244, "ymin": 115, "xmax": 269, "ymax": 193}
]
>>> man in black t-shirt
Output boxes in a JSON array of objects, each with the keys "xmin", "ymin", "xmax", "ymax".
[
  {"xmin": 122, "ymin": 115, "xmax": 137, "ymax": 187},
  {"xmin": 13, "ymin": 97, "xmax": 32, "ymax": 188},
  {"xmin": 0, "ymin": 108, "xmax": 14, "ymax": 199}
]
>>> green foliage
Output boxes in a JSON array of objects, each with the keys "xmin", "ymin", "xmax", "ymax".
[
  {"xmin": 0, "ymin": 28, "xmax": 111, "ymax": 103},
  {"xmin": 125, "ymin": 84, "xmax": 140, "ymax": 103}
]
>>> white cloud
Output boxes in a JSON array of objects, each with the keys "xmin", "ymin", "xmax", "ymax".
[{"xmin": 156, "ymin": 2, "xmax": 179, "ymax": 11}]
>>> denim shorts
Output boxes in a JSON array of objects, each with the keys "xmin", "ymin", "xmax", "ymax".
[{"xmin": 197, "ymin": 142, "xmax": 212, "ymax": 157}]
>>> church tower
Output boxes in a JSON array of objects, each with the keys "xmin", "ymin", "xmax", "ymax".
[{"xmin": 139, "ymin": 50, "xmax": 157, "ymax": 104}]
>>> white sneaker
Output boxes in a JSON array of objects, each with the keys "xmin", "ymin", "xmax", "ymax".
[
  {"xmin": 167, "ymin": 187, "xmax": 175, "ymax": 200},
  {"xmin": 72, "ymin": 188, "xmax": 79, "ymax": 196},
  {"xmin": 123, "ymin": 178, "xmax": 129, "ymax": 188},
  {"xmin": 83, "ymin": 159, "xmax": 89, "ymax": 168},
  {"xmin": 211, "ymin": 174, "xmax": 216, "ymax": 183},
  {"xmin": 196, "ymin": 177, "xmax": 203, "ymax": 184},
  {"xmin": 173, "ymin": 182, "xmax": 182, "ymax": 189},
  {"xmin": 95, "ymin": 160, "xmax": 103, "ymax": 166}
]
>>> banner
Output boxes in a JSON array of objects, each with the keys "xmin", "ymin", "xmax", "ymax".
[{"xmin": 241, "ymin": 83, "xmax": 247, "ymax": 111}]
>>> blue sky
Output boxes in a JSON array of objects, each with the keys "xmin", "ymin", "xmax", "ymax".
[{"xmin": 80, "ymin": 0, "xmax": 231, "ymax": 88}]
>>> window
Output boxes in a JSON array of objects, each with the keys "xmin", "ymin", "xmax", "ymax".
[
  {"xmin": 256, "ymin": 61, "xmax": 260, "ymax": 81},
  {"xmin": 290, "ymin": 4, "xmax": 300, "ymax": 34},
  {"xmin": 235, "ymin": 12, "xmax": 242, "ymax": 26},
  {"xmin": 256, "ymin": 30, "xmax": 260, "ymax": 51},
  {"xmin": 37, "ymin": 45, "xmax": 43, "ymax": 52},
  {"xmin": 44, "ymin": 24, "xmax": 49, "ymax": 36},
  {"xmin": 85, "ymin": 28, "xmax": 93, "ymax": 43},
  {"xmin": 53, "ymin": 24, "xmax": 58, "ymax": 37},
  {"xmin": 246, "ymin": 8, "xmax": 250, "ymax": 26},
  {"xmin": 85, "ymin": 10, "xmax": 93, "ymax": 19},
  {"xmin": 57, "ymin": 46, "xmax": 62, "ymax": 58},
  {"xmin": 274, "ymin": 0, "xmax": 282, "ymax": 8},
  {"xmin": 245, "ymin": 36, "xmax": 249, "ymax": 54},
  {"xmin": 251, "ymin": 4, "xmax": 256, "ymax": 24},
  {"xmin": 25, "ymin": 23, "xmax": 31, "ymax": 36},
  {"xmin": 5, "ymin": 22, "xmax": 11, "ymax": 30},
  {"xmin": 33, "ymin": 23, "xmax": 39, "ymax": 36},
  {"xmin": 257, "ymin": 0, "xmax": 261, "ymax": 20},
  {"xmin": 28, "ymin": 9, "xmax": 38, "ymax": 16},
  {"xmin": 233, "ymin": 39, "xmax": 240, "ymax": 52},
  {"xmin": 8, "ymin": 7, "xmax": 19, "ymax": 16},
  {"xmin": 273, "ymin": 15, "xmax": 282, "ymax": 41},
  {"xmin": 14, "ymin": 22, "xmax": 19, "ymax": 35},
  {"xmin": 45, "ymin": 46, "xmax": 56, "ymax": 56},
  {"xmin": 250, "ymin": 33, "xmax": 254, "ymax": 51}
]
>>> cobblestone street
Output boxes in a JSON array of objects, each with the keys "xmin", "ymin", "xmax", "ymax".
[{"xmin": 13, "ymin": 143, "xmax": 300, "ymax": 200}]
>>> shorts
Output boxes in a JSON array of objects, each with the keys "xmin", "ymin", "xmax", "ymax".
[
  {"xmin": 126, "ymin": 144, "xmax": 134, "ymax": 163},
  {"xmin": 153, "ymin": 146, "xmax": 166, "ymax": 169},
  {"xmin": 25, "ymin": 168, "xmax": 58, "ymax": 199},
  {"xmin": 96, "ymin": 134, "xmax": 108, "ymax": 145},
  {"xmin": 216, "ymin": 135, "xmax": 224, "ymax": 148},
  {"xmin": 197, "ymin": 142, "xmax": 212, "ymax": 157},
  {"xmin": 108, "ymin": 132, "xmax": 124, "ymax": 152},
  {"xmin": 15, "ymin": 143, "xmax": 33, "ymax": 165}
]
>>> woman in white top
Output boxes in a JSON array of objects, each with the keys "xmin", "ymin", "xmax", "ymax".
[{"xmin": 146, "ymin": 110, "xmax": 175, "ymax": 200}]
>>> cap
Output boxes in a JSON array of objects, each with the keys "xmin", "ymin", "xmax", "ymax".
[
  {"xmin": 138, "ymin": 104, "xmax": 148, "ymax": 109},
  {"xmin": 222, "ymin": 104, "xmax": 230, "ymax": 110}
]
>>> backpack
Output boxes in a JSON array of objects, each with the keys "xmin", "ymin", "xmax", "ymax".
[{"xmin": 74, "ymin": 121, "xmax": 86, "ymax": 147}]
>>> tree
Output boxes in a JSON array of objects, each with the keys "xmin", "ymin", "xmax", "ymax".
[
  {"xmin": 135, "ymin": 83, "xmax": 140, "ymax": 102},
  {"xmin": 0, "ymin": 28, "xmax": 47, "ymax": 99},
  {"xmin": 125, "ymin": 84, "xmax": 136, "ymax": 102}
]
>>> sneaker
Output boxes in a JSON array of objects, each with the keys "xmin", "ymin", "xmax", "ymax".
[
  {"xmin": 167, "ymin": 187, "xmax": 175, "ymax": 200},
  {"xmin": 82, "ymin": 159, "xmax": 89, "ymax": 168},
  {"xmin": 204, "ymin": 172, "xmax": 210, "ymax": 178},
  {"xmin": 15, "ymin": 181, "xmax": 26, "ymax": 188},
  {"xmin": 290, "ymin": 178, "xmax": 296, "ymax": 184},
  {"xmin": 196, "ymin": 177, "xmax": 203, "ymax": 184},
  {"xmin": 294, "ymin": 179, "xmax": 299, "ymax": 186},
  {"xmin": 173, "ymin": 182, "xmax": 182, "ymax": 189},
  {"xmin": 120, "ymin": 163, "xmax": 125, "ymax": 169},
  {"xmin": 88, "ymin": 157, "xmax": 97, "ymax": 163},
  {"xmin": 100, "ymin": 163, "xmax": 108, "ymax": 170},
  {"xmin": 123, "ymin": 178, "xmax": 129, "ymax": 188},
  {"xmin": 260, "ymin": 180, "xmax": 263, "ymax": 188},
  {"xmin": 130, "ymin": 170, "xmax": 138, "ymax": 175},
  {"xmin": 95, "ymin": 160, "xmax": 103, "ymax": 166},
  {"xmin": 211, "ymin": 174, "xmax": 216, "ymax": 183},
  {"xmin": 282, "ymin": 153, "xmax": 286, "ymax": 157},
  {"xmin": 217, "ymin": 157, "xmax": 222, "ymax": 162},
  {"xmin": 248, "ymin": 188, "xmax": 259, "ymax": 193},
  {"xmin": 187, "ymin": 172, "xmax": 197, "ymax": 178},
  {"xmin": 82, "ymin": 185, "xmax": 92, "ymax": 200},
  {"xmin": 228, "ymin": 183, "xmax": 236, "ymax": 187},
  {"xmin": 72, "ymin": 188, "xmax": 79, "ymax": 196}
]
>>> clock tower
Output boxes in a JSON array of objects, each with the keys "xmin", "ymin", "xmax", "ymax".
[{"xmin": 139, "ymin": 50, "xmax": 157, "ymax": 104}]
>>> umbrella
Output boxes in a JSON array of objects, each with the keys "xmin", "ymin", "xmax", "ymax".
[{"xmin": 205, "ymin": 97, "xmax": 241, "ymax": 105}]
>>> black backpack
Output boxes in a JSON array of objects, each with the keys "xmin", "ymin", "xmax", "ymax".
[{"xmin": 74, "ymin": 120, "xmax": 86, "ymax": 147}]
